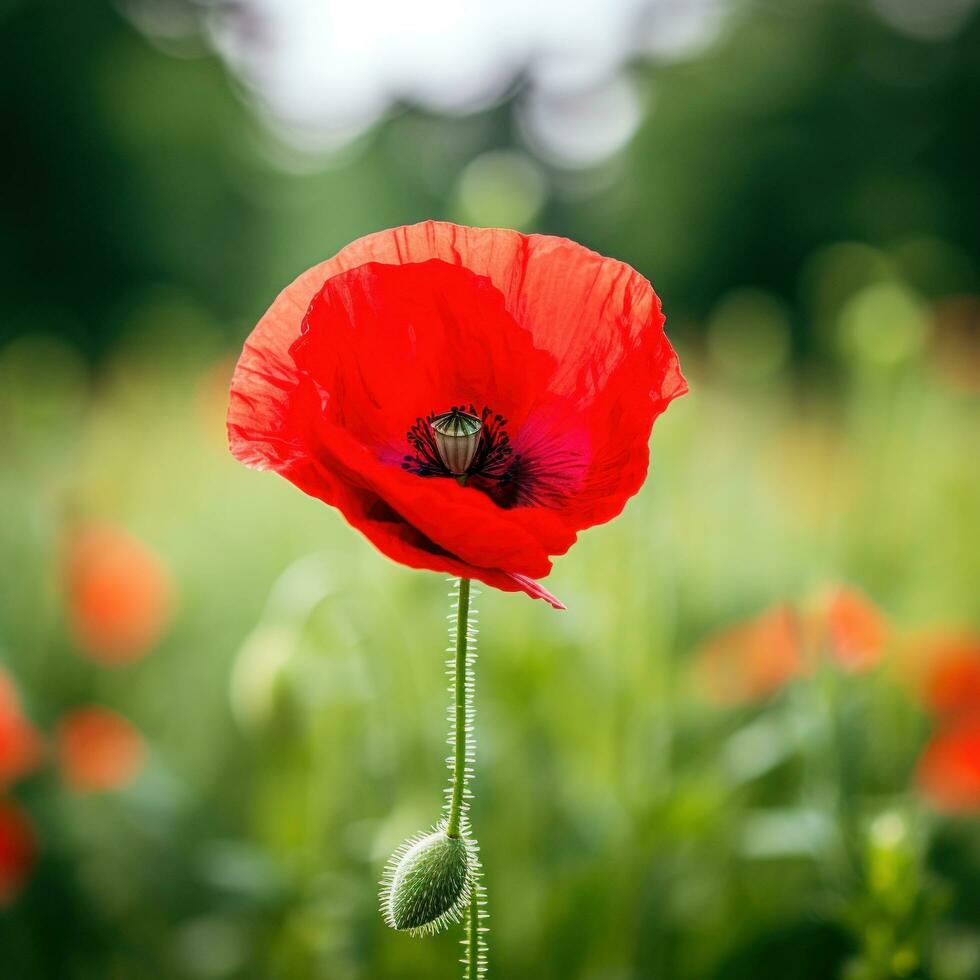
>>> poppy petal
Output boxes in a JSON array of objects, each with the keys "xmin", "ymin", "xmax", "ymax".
[
  {"xmin": 299, "ymin": 404, "xmax": 559, "ymax": 577},
  {"xmin": 282, "ymin": 453, "xmax": 565, "ymax": 608},
  {"xmin": 293, "ymin": 259, "xmax": 555, "ymax": 452},
  {"xmin": 256, "ymin": 402, "xmax": 565, "ymax": 606}
]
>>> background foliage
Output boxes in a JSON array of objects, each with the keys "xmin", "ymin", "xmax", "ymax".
[{"xmin": 2, "ymin": 0, "xmax": 980, "ymax": 977}]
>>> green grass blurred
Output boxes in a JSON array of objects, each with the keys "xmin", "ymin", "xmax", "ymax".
[{"xmin": 1, "ymin": 311, "xmax": 979, "ymax": 978}]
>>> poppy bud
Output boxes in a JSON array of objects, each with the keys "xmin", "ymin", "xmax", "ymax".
[
  {"xmin": 430, "ymin": 409, "xmax": 482, "ymax": 476},
  {"xmin": 380, "ymin": 823, "xmax": 474, "ymax": 935}
]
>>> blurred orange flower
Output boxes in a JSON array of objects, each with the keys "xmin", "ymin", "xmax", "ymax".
[
  {"xmin": 0, "ymin": 799, "xmax": 37, "ymax": 907},
  {"xmin": 694, "ymin": 604, "xmax": 803, "ymax": 705},
  {"xmin": 64, "ymin": 523, "xmax": 174, "ymax": 665},
  {"xmin": 916, "ymin": 716, "xmax": 980, "ymax": 814},
  {"xmin": 906, "ymin": 632, "xmax": 980, "ymax": 718},
  {"xmin": 56, "ymin": 707, "xmax": 144, "ymax": 793},
  {"xmin": 0, "ymin": 669, "xmax": 44, "ymax": 790},
  {"xmin": 813, "ymin": 585, "xmax": 888, "ymax": 673}
]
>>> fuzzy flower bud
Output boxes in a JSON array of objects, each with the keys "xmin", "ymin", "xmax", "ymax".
[{"xmin": 380, "ymin": 823, "xmax": 475, "ymax": 935}]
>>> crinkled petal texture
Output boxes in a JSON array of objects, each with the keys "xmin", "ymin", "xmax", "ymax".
[{"xmin": 228, "ymin": 222, "xmax": 686, "ymax": 607}]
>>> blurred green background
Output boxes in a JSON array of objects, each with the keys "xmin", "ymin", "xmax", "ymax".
[{"xmin": 2, "ymin": 0, "xmax": 980, "ymax": 977}]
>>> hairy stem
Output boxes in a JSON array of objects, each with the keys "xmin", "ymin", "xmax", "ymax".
[
  {"xmin": 462, "ymin": 877, "xmax": 488, "ymax": 979},
  {"xmin": 446, "ymin": 577, "xmax": 471, "ymax": 838},
  {"xmin": 465, "ymin": 881, "xmax": 479, "ymax": 977},
  {"xmin": 443, "ymin": 578, "xmax": 488, "ymax": 976}
]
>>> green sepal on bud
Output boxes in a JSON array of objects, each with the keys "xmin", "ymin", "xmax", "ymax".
[{"xmin": 380, "ymin": 823, "xmax": 476, "ymax": 935}]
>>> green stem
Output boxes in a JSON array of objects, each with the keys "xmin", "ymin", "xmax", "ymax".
[{"xmin": 446, "ymin": 577, "xmax": 471, "ymax": 839}]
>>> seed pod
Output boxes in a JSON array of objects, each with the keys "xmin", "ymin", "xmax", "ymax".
[
  {"xmin": 430, "ymin": 409, "xmax": 482, "ymax": 476},
  {"xmin": 380, "ymin": 824, "xmax": 474, "ymax": 935}
]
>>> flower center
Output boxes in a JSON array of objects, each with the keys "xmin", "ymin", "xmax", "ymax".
[
  {"xmin": 430, "ymin": 408, "xmax": 482, "ymax": 476},
  {"xmin": 403, "ymin": 404, "xmax": 514, "ymax": 482}
]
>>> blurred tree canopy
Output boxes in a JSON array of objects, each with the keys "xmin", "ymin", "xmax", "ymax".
[{"xmin": 2, "ymin": 0, "xmax": 979, "ymax": 360}]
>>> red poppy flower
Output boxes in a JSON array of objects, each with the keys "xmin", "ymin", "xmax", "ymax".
[
  {"xmin": 63, "ymin": 524, "xmax": 174, "ymax": 664},
  {"xmin": 916, "ymin": 715, "xmax": 980, "ymax": 814},
  {"xmin": 0, "ymin": 800, "xmax": 36, "ymax": 906},
  {"xmin": 0, "ymin": 670, "xmax": 43, "ymax": 790},
  {"xmin": 227, "ymin": 222, "xmax": 686, "ymax": 607},
  {"xmin": 56, "ymin": 707, "xmax": 145, "ymax": 793},
  {"xmin": 694, "ymin": 604, "xmax": 803, "ymax": 705}
]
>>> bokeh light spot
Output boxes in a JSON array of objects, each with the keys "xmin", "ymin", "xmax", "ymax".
[
  {"xmin": 838, "ymin": 282, "xmax": 930, "ymax": 367},
  {"xmin": 455, "ymin": 151, "xmax": 546, "ymax": 230},
  {"xmin": 706, "ymin": 289, "xmax": 791, "ymax": 379}
]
